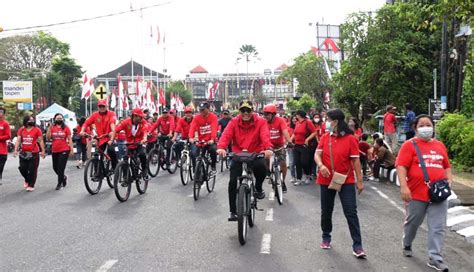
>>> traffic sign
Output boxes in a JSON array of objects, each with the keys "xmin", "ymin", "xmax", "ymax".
[
  {"xmin": 429, "ymin": 99, "xmax": 443, "ymax": 121},
  {"xmin": 93, "ymin": 84, "xmax": 108, "ymax": 100}
]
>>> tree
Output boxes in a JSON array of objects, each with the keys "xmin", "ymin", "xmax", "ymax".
[
  {"xmin": 237, "ymin": 44, "xmax": 259, "ymax": 92},
  {"xmin": 165, "ymin": 81, "xmax": 192, "ymax": 107},
  {"xmin": 279, "ymin": 52, "xmax": 331, "ymax": 108},
  {"xmin": 286, "ymin": 94, "xmax": 317, "ymax": 113}
]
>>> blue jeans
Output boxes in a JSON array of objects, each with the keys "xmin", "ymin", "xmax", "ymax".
[
  {"xmin": 117, "ymin": 140, "xmax": 126, "ymax": 160},
  {"xmin": 287, "ymin": 148, "xmax": 296, "ymax": 178},
  {"xmin": 320, "ymin": 184, "xmax": 363, "ymax": 251}
]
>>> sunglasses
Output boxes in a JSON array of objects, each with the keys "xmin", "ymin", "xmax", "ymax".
[{"xmin": 240, "ymin": 108, "xmax": 252, "ymax": 114}]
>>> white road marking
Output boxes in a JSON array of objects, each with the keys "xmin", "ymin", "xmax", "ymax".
[
  {"xmin": 96, "ymin": 260, "xmax": 118, "ymax": 272},
  {"xmin": 266, "ymin": 208, "xmax": 274, "ymax": 221},
  {"xmin": 448, "ymin": 206, "xmax": 469, "ymax": 214},
  {"xmin": 457, "ymin": 226, "xmax": 474, "ymax": 237},
  {"xmin": 447, "ymin": 214, "xmax": 474, "ymax": 227},
  {"xmin": 369, "ymin": 186, "xmax": 405, "ymax": 213},
  {"xmin": 269, "ymin": 191, "xmax": 275, "ymax": 201},
  {"xmin": 187, "ymin": 194, "xmax": 194, "ymax": 198},
  {"xmin": 260, "ymin": 234, "xmax": 272, "ymax": 254}
]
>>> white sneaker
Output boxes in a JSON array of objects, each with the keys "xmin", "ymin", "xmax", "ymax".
[
  {"xmin": 293, "ymin": 179, "xmax": 303, "ymax": 186},
  {"xmin": 290, "ymin": 177, "xmax": 296, "ymax": 184},
  {"xmin": 305, "ymin": 176, "xmax": 313, "ymax": 185},
  {"xmin": 369, "ymin": 177, "xmax": 379, "ymax": 182}
]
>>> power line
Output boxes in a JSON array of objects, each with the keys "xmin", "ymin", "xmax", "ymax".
[{"xmin": 1, "ymin": 1, "xmax": 172, "ymax": 33}]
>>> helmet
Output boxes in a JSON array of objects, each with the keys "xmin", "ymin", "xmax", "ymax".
[
  {"xmin": 184, "ymin": 106, "xmax": 193, "ymax": 113},
  {"xmin": 97, "ymin": 100, "xmax": 107, "ymax": 107},
  {"xmin": 263, "ymin": 104, "xmax": 277, "ymax": 114},
  {"xmin": 238, "ymin": 100, "xmax": 253, "ymax": 110},
  {"xmin": 131, "ymin": 108, "xmax": 145, "ymax": 118}
]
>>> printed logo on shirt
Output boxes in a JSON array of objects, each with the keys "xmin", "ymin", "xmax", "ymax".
[
  {"xmin": 420, "ymin": 151, "xmax": 444, "ymax": 169},
  {"xmin": 200, "ymin": 124, "xmax": 211, "ymax": 135},
  {"xmin": 52, "ymin": 131, "xmax": 66, "ymax": 140},
  {"xmin": 22, "ymin": 135, "xmax": 34, "ymax": 146},
  {"xmin": 270, "ymin": 128, "xmax": 280, "ymax": 139}
]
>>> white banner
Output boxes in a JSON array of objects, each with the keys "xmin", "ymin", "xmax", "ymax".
[{"xmin": 3, "ymin": 81, "xmax": 33, "ymax": 102}]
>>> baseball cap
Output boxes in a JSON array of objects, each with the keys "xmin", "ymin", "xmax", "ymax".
[
  {"xmin": 97, "ymin": 100, "xmax": 107, "ymax": 107},
  {"xmin": 239, "ymin": 100, "xmax": 253, "ymax": 110},
  {"xmin": 162, "ymin": 108, "xmax": 169, "ymax": 113},
  {"xmin": 199, "ymin": 102, "xmax": 210, "ymax": 110},
  {"xmin": 132, "ymin": 108, "xmax": 145, "ymax": 118}
]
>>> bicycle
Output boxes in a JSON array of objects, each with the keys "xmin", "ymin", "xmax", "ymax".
[
  {"xmin": 83, "ymin": 134, "xmax": 114, "ymax": 195},
  {"xmin": 220, "ymin": 146, "xmax": 231, "ymax": 172},
  {"xmin": 192, "ymin": 141, "xmax": 217, "ymax": 201},
  {"xmin": 113, "ymin": 143, "xmax": 149, "ymax": 202},
  {"xmin": 178, "ymin": 140, "xmax": 193, "ymax": 186},
  {"xmin": 146, "ymin": 140, "xmax": 160, "ymax": 177},
  {"xmin": 269, "ymin": 146, "xmax": 285, "ymax": 205},
  {"xmin": 230, "ymin": 151, "xmax": 265, "ymax": 245}
]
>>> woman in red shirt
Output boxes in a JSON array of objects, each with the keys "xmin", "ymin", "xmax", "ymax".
[
  {"xmin": 314, "ymin": 109, "xmax": 366, "ymax": 258},
  {"xmin": 75, "ymin": 117, "xmax": 90, "ymax": 169},
  {"xmin": 0, "ymin": 107, "xmax": 11, "ymax": 186},
  {"xmin": 287, "ymin": 115, "xmax": 297, "ymax": 183},
  {"xmin": 348, "ymin": 117, "xmax": 363, "ymax": 140},
  {"xmin": 290, "ymin": 110, "xmax": 317, "ymax": 185},
  {"xmin": 396, "ymin": 114, "xmax": 452, "ymax": 271},
  {"xmin": 47, "ymin": 113, "xmax": 74, "ymax": 190},
  {"xmin": 13, "ymin": 115, "xmax": 46, "ymax": 192}
]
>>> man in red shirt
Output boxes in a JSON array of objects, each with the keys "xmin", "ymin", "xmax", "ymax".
[
  {"xmin": 115, "ymin": 108, "xmax": 149, "ymax": 178},
  {"xmin": 383, "ymin": 105, "xmax": 398, "ymax": 153},
  {"xmin": 217, "ymin": 100, "xmax": 273, "ymax": 221},
  {"xmin": 0, "ymin": 107, "xmax": 11, "ymax": 185},
  {"xmin": 170, "ymin": 109, "xmax": 181, "ymax": 128},
  {"xmin": 172, "ymin": 106, "xmax": 194, "ymax": 159},
  {"xmin": 80, "ymin": 100, "xmax": 118, "ymax": 168},
  {"xmin": 189, "ymin": 102, "xmax": 218, "ymax": 172},
  {"xmin": 262, "ymin": 104, "xmax": 291, "ymax": 193},
  {"xmin": 150, "ymin": 108, "xmax": 175, "ymax": 165}
]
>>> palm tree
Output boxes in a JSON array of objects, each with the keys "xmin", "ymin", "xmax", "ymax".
[{"xmin": 237, "ymin": 44, "xmax": 259, "ymax": 94}]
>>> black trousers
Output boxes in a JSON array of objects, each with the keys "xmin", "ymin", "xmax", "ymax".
[
  {"xmin": 228, "ymin": 157, "xmax": 266, "ymax": 213},
  {"xmin": 76, "ymin": 142, "xmax": 87, "ymax": 162},
  {"xmin": 19, "ymin": 153, "xmax": 40, "ymax": 188},
  {"xmin": 0, "ymin": 154, "xmax": 7, "ymax": 180},
  {"xmin": 99, "ymin": 143, "xmax": 118, "ymax": 169},
  {"xmin": 373, "ymin": 161, "xmax": 394, "ymax": 179},
  {"xmin": 360, "ymin": 155, "xmax": 368, "ymax": 176},
  {"xmin": 158, "ymin": 137, "xmax": 173, "ymax": 163},
  {"xmin": 132, "ymin": 145, "xmax": 148, "ymax": 172},
  {"xmin": 293, "ymin": 145, "xmax": 311, "ymax": 179},
  {"xmin": 191, "ymin": 143, "xmax": 217, "ymax": 168},
  {"xmin": 52, "ymin": 152, "xmax": 69, "ymax": 185}
]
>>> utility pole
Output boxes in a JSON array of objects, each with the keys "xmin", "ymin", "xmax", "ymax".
[{"xmin": 440, "ymin": 19, "xmax": 448, "ymax": 110}]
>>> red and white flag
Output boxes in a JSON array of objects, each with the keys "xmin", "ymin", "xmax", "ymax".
[
  {"xmin": 81, "ymin": 74, "xmax": 91, "ymax": 100},
  {"xmin": 110, "ymin": 87, "xmax": 117, "ymax": 109},
  {"xmin": 170, "ymin": 92, "xmax": 176, "ymax": 109},
  {"xmin": 156, "ymin": 26, "xmax": 161, "ymax": 45},
  {"xmin": 323, "ymin": 38, "xmax": 340, "ymax": 53},
  {"xmin": 158, "ymin": 88, "xmax": 166, "ymax": 107},
  {"xmin": 89, "ymin": 78, "xmax": 95, "ymax": 98}
]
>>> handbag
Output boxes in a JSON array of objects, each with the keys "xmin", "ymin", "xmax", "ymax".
[
  {"xmin": 412, "ymin": 141, "xmax": 451, "ymax": 203},
  {"xmin": 328, "ymin": 136, "xmax": 348, "ymax": 192},
  {"xmin": 305, "ymin": 120, "xmax": 318, "ymax": 149},
  {"xmin": 19, "ymin": 151, "xmax": 33, "ymax": 160}
]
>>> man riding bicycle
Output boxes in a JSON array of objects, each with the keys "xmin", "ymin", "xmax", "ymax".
[
  {"xmin": 189, "ymin": 102, "xmax": 218, "ymax": 174},
  {"xmin": 217, "ymin": 100, "xmax": 273, "ymax": 221},
  {"xmin": 262, "ymin": 104, "xmax": 292, "ymax": 193},
  {"xmin": 218, "ymin": 109, "xmax": 232, "ymax": 136},
  {"xmin": 150, "ymin": 108, "xmax": 175, "ymax": 166},
  {"xmin": 172, "ymin": 106, "xmax": 194, "ymax": 159},
  {"xmin": 80, "ymin": 99, "xmax": 118, "ymax": 169},
  {"xmin": 114, "ymin": 108, "xmax": 149, "ymax": 178}
]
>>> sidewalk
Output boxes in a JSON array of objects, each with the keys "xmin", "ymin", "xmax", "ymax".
[{"xmin": 452, "ymin": 171, "xmax": 474, "ymax": 206}]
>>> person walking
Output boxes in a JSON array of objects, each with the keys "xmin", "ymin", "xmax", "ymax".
[
  {"xmin": 287, "ymin": 115, "xmax": 297, "ymax": 183},
  {"xmin": 403, "ymin": 103, "xmax": 416, "ymax": 140},
  {"xmin": 75, "ymin": 117, "xmax": 89, "ymax": 169},
  {"xmin": 13, "ymin": 115, "xmax": 46, "ymax": 192},
  {"xmin": 291, "ymin": 110, "xmax": 317, "ymax": 185},
  {"xmin": 383, "ymin": 105, "xmax": 398, "ymax": 152},
  {"xmin": 314, "ymin": 109, "xmax": 366, "ymax": 258},
  {"xmin": 0, "ymin": 107, "xmax": 11, "ymax": 185},
  {"xmin": 47, "ymin": 113, "xmax": 74, "ymax": 190},
  {"xmin": 396, "ymin": 114, "xmax": 452, "ymax": 272}
]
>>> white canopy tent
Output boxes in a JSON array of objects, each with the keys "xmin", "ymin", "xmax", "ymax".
[{"xmin": 36, "ymin": 103, "xmax": 77, "ymax": 129}]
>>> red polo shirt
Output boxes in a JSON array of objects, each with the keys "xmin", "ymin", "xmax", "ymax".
[
  {"xmin": 396, "ymin": 138, "xmax": 450, "ymax": 202},
  {"xmin": 115, "ymin": 118, "xmax": 148, "ymax": 149},
  {"xmin": 268, "ymin": 116, "xmax": 287, "ymax": 147},
  {"xmin": 84, "ymin": 111, "xmax": 117, "ymax": 146},
  {"xmin": 189, "ymin": 113, "xmax": 218, "ymax": 142},
  {"xmin": 146, "ymin": 122, "xmax": 158, "ymax": 143},
  {"xmin": 50, "ymin": 125, "xmax": 71, "ymax": 153},
  {"xmin": 18, "ymin": 127, "xmax": 42, "ymax": 153},
  {"xmin": 176, "ymin": 117, "xmax": 193, "ymax": 140},
  {"xmin": 76, "ymin": 124, "xmax": 90, "ymax": 145},
  {"xmin": 0, "ymin": 120, "xmax": 11, "ymax": 155},
  {"xmin": 316, "ymin": 133, "xmax": 360, "ymax": 185},
  {"xmin": 293, "ymin": 119, "xmax": 316, "ymax": 145},
  {"xmin": 152, "ymin": 116, "xmax": 175, "ymax": 135},
  {"xmin": 384, "ymin": 113, "xmax": 397, "ymax": 133}
]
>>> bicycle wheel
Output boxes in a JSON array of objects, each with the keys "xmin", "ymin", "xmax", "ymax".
[
  {"xmin": 84, "ymin": 159, "xmax": 102, "ymax": 195},
  {"xmin": 105, "ymin": 160, "xmax": 114, "ymax": 188},
  {"xmin": 237, "ymin": 184, "xmax": 249, "ymax": 245},
  {"xmin": 248, "ymin": 182, "xmax": 256, "ymax": 227},
  {"xmin": 147, "ymin": 148, "xmax": 160, "ymax": 177},
  {"xmin": 167, "ymin": 149, "xmax": 178, "ymax": 174},
  {"xmin": 193, "ymin": 161, "xmax": 204, "ymax": 201},
  {"xmin": 160, "ymin": 148, "xmax": 168, "ymax": 170},
  {"xmin": 273, "ymin": 165, "xmax": 283, "ymax": 205},
  {"xmin": 179, "ymin": 154, "xmax": 190, "ymax": 186},
  {"xmin": 136, "ymin": 168, "xmax": 149, "ymax": 195},
  {"xmin": 114, "ymin": 161, "xmax": 132, "ymax": 202},
  {"xmin": 206, "ymin": 165, "xmax": 216, "ymax": 193}
]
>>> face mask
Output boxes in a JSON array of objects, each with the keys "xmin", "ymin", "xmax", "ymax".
[
  {"xmin": 55, "ymin": 120, "xmax": 63, "ymax": 125},
  {"xmin": 325, "ymin": 121, "xmax": 332, "ymax": 132},
  {"xmin": 314, "ymin": 118, "xmax": 320, "ymax": 123},
  {"xmin": 27, "ymin": 121, "xmax": 35, "ymax": 126},
  {"xmin": 417, "ymin": 126, "xmax": 433, "ymax": 140}
]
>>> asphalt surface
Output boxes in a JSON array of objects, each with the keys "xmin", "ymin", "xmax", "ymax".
[{"xmin": 1, "ymin": 156, "xmax": 473, "ymax": 271}]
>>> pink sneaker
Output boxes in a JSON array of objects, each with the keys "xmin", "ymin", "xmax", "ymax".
[
  {"xmin": 320, "ymin": 241, "xmax": 332, "ymax": 249},
  {"xmin": 23, "ymin": 182, "xmax": 28, "ymax": 188},
  {"xmin": 26, "ymin": 187, "xmax": 35, "ymax": 192}
]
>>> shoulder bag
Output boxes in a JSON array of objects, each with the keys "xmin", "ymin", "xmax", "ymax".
[{"xmin": 328, "ymin": 136, "xmax": 348, "ymax": 192}]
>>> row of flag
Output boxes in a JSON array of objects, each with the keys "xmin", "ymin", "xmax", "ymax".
[{"xmin": 310, "ymin": 37, "xmax": 341, "ymax": 80}]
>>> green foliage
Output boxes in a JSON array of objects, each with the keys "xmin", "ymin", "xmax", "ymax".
[
  {"xmin": 166, "ymin": 81, "xmax": 192, "ymax": 106},
  {"xmin": 279, "ymin": 52, "xmax": 331, "ymax": 108},
  {"xmin": 238, "ymin": 44, "xmax": 259, "ymax": 63},
  {"xmin": 437, "ymin": 113, "xmax": 474, "ymax": 169},
  {"xmin": 461, "ymin": 49, "xmax": 474, "ymax": 118},
  {"xmin": 286, "ymin": 94, "xmax": 317, "ymax": 113}
]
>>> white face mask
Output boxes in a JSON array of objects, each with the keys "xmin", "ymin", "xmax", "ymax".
[
  {"xmin": 417, "ymin": 126, "xmax": 433, "ymax": 140},
  {"xmin": 314, "ymin": 118, "xmax": 320, "ymax": 123}
]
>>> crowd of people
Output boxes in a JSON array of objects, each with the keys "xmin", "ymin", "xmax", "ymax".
[{"xmin": 0, "ymin": 100, "xmax": 453, "ymax": 271}]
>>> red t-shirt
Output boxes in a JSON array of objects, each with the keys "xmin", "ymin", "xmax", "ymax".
[
  {"xmin": 152, "ymin": 116, "xmax": 175, "ymax": 135},
  {"xmin": 316, "ymin": 133, "xmax": 360, "ymax": 185},
  {"xmin": 395, "ymin": 138, "xmax": 451, "ymax": 202},
  {"xmin": 115, "ymin": 118, "xmax": 148, "ymax": 149},
  {"xmin": 50, "ymin": 125, "xmax": 71, "ymax": 153},
  {"xmin": 268, "ymin": 116, "xmax": 287, "ymax": 147},
  {"xmin": 359, "ymin": 141, "xmax": 371, "ymax": 156},
  {"xmin": 76, "ymin": 125, "xmax": 90, "ymax": 145},
  {"xmin": 18, "ymin": 127, "xmax": 42, "ymax": 153},
  {"xmin": 0, "ymin": 120, "xmax": 11, "ymax": 155},
  {"xmin": 354, "ymin": 128, "xmax": 363, "ymax": 140},
  {"xmin": 83, "ymin": 111, "xmax": 117, "ymax": 146},
  {"xmin": 314, "ymin": 123, "xmax": 326, "ymax": 141},
  {"xmin": 189, "ymin": 113, "xmax": 218, "ymax": 142},
  {"xmin": 176, "ymin": 117, "xmax": 193, "ymax": 140},
  {"xmin": 146, "ymin": 122, "xmax": 157, "ymax": 143},
  {"xmin": 293, "ymin": 119, "xmax": 316, "ymax": 145},
  {"xmin": 383, "ymin": 113, "xmax": 397, "ymax": 133}
]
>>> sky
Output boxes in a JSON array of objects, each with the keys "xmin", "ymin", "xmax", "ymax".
[{"xmin": 0, "ymin": 0, "xmax": 386, "ymax": 80}]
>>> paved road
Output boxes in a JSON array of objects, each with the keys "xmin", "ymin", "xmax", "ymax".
[{"xmin": 1, "ymin": 156, "xmax": 473, "ymax": 271}]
